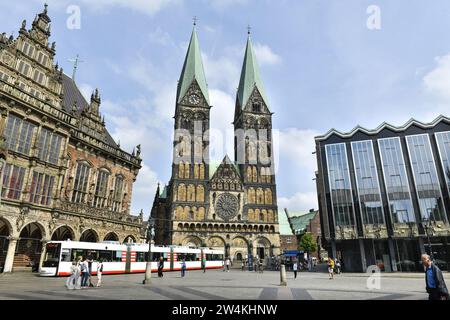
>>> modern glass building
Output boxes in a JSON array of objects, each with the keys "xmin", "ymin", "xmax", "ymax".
[{"xmin": 315, "ymin": 116, "xmax": 450, "ymax": 272}]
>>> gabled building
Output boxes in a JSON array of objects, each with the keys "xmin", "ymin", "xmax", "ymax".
[
  {"xmin": 151, "ymin": 26, "xmax": 281, "ymax": 264},
  {"xmin": 0, "ymin": 5, "xmax": 143, "ymax": 273}
]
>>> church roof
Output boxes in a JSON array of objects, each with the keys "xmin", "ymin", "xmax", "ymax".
[
  {"xmin": 177, "ymin": 27, "xmax": 210, "ymax": 105},
  {"xmin": 278, "ymin": 209, "xmax": 295, "ymax": 236},
  {"xmin": 61, "ymin": 73, "xmax": 118, "ymax": 148},
  {"xmin": 288, "ymin": 211, "xmax": 318, "ymax": 235},
  {"xmin": 209, "ymin": 155, "xmax": 241, "ymax": 180},
  {"xmin": 237, "ymin": 36, "xmax": 269, "ymax": 109}
]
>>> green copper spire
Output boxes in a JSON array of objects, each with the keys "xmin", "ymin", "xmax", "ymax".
[
  {"xmin": 237, "ymin": 34, "xmax": 269, "ymax": 109},
  {"xmin": 177, "ymin": 26, "xmax": 210, "ymax": 105}
]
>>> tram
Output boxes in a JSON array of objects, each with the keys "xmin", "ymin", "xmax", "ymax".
[{"xmin": 39, "ymin": 241, "xmax": 224, "ymax": 277}]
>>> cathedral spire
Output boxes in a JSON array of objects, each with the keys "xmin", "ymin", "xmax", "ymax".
[
  {"xmin": 177, "ymin": 25, "xmax": 210, "ymax": 105},
  {"xmin": 236, "ymin": 33, "xmax": 269, "ymax": 109}
]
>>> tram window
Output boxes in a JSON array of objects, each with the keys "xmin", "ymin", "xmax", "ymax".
[
  {"xmin": 135, "ymin": 252, "xmax": 146, "ymax": 262},
  {"xmin": 98, "ymin": 250, "xmax": 112, "ymax": 262},
  {"xmin": 206, "ymin": 254, "xmax": 223, "ymax": 261},
  {"xmin": 112, "ymin": 251, "xmax": 123, "ymax": 262},
  {"xmin": 61, "ymin": 249, "xmax": 71, "ymax": 262},
  {"xmin": 152, "ymin": 252, "xmax": 168, "ymax": 262},
  {"xmin": 72, "ymin": 249, "xmax": 87, "ymax": 262},
  {"xmin": 182, "ymin": 253, "xmax": 198, "ymax": 262},
  {"xmin": 43, "ymin": 244, "xmax": 61, "ymax": 267}
]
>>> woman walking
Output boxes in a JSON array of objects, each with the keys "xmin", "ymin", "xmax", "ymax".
[
  {"xmin": 66, "ymin": 261, "xmax": 78, "ymax": 290},
  {"xmin": 96, "ymin": 259, "xmax": 104, "ymax": 287}
]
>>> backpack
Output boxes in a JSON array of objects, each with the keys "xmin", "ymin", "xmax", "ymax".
[{"xmin": 80, "ymin": 262, "xmax": 86, "ymax": 273}]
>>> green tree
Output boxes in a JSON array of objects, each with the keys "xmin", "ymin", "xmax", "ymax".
[{"xmin": 299, "ymin": 232, "xmax": 317, "ymax": 254}]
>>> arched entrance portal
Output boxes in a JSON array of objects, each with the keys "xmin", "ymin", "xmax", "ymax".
[
  {"xmin": 255, "ymin": 237, "xmax": 271, "ymax": 261},
  {"xmin": 15, "ymin": 222, "xmax": 44, "ymax": 269},
  {"xmin": 80, "ymin": 229, "xmax": 99, "ymax": 243},
  {"xmin": 51, "ymin": 226, "xmax": 75, "ymax": 241},
  {"xmin": 0, "ymin": 218, "xmax": 11, "ymax": 271},
  {"xmin": 123, "ymin": 235, "xmax": 137, "ymax": 244},
  {"xmin": 104, "ymin": 233, "xmax": 119, "ymax": 242},
  {"xmin": 235, "ymin": 252, "xmax": 243, "ymax": 261}
]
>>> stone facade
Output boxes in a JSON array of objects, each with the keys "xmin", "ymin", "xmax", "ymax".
[
  {"xmin": 0, "ymin": 5, "xmax": 143, "ymax": 273},
  {"xmin": 151, "ymin": 28, "xmax": 281, "ymax": 265}
]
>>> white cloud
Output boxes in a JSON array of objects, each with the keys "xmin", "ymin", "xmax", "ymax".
[
  {"xmin": 278, "ymin": 128, "xmax": 319, "ymax": 173},
  {"xmin": 278, "ymin": 192, "xmax": 318, "ymax": 214},
  {"xmin": 424, "ymin": 53, "xmax": 450, "ymax": 101},
  {"xmin": 80, "ymin": 0, "xmax": 182, "ymax": 16},
  {"xmin": 253, "ymin": 43, "xmax": 282, "ymax": 66},
  {"xmin": 206, "ymin": 0, "xmax": 249, "ymax": 11},
  {"xmin": 130, "ymin": 163, "xmax": 159, "ymax": 217}
]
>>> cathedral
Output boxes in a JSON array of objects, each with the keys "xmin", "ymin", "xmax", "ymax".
[{"xmin": 151, "ymin": 25, "xmax": 281, "ymax": 263}]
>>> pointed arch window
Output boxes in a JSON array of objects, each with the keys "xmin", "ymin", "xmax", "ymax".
[
  {"xmin": 94, "ymin": 169, "xmax": 110, "ymax": 208},
  {"xmin": 112, "ymin": 175, "xmax": 124, "ymax": 212},
  {"xmin": 71, "ymin": 162, "xmax": 90, "ymax": 203}
]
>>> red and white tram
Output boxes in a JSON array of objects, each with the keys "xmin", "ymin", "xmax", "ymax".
[{"xmin": 39, "ymin": 241, "xmax": 224, "ymax": 277}]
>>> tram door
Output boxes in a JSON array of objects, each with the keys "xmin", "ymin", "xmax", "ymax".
[{"xmin": 125, "ymin": 245, "xmax": 131, "ymax": 274}]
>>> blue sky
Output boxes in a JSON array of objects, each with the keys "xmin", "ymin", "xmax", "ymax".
[{"xmin": 2, "ymin": 0, "xmax": 450, "ymax": 217}]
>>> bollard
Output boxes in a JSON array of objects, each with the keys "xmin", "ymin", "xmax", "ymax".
[{"xmin": 280, "ymin": 264, "xmax": 287, "ymax": 286}]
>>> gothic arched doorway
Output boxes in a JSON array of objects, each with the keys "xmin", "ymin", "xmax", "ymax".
[
  {"xmin": 104, "ymin": 232, "xmax": 119, "ymax": 242},
  {"xmin": 0, "ymin": 218, "xmax": 11, "ymax": 271},
  {"xmin": 15, "ymin": 222, "xmax": 45, "ymax": 269},
  {"xmin": 51, "ymin": 226, "xmax": 75, "ymax": 241},
  {"xmin": 80, "ymin": 229, "xmax": 99, "ymax": 243},
  {"xmin": 123, "ymin": 235, "xmax": 137, "ymax": 244}
]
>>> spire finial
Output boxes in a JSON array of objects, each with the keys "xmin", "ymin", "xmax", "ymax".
[
  {"xmin": 44, "ymin": 3, "xmax": 48, "ymax": 14},
  {"xmin": 247, "ymin": 25, "xmax": 252, "ymax": 36},
  {"xmin": 68, "ymin": 54, "xmax": 84, "ymax": 81},
  {"xmin": 193, "ymin": 16, "xmax": 198, "ymax": 26}
]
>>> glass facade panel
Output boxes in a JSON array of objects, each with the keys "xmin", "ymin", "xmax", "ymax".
[
  {"xmin": 378, "ymin": 137, "xmax": 415, "ymax": 223},
  {"xmin": 351, "ymin": 140, "xmax": 385, "ymax": 225},
  {"xmin": 325, "ymin": 143, "xmax": 355, "ymax": 227},
  {"xmin": 436, "ymin": 131, "xmax": 450, "ymax": 195},
  {"xmin": 406, "ymin": 134, "xmax": 446, "ymax": 223}
]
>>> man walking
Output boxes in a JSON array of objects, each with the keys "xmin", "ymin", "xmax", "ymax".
[
  {"xmin": 293, "ymin": 261, "xmax": 298, "ymax": 279},
  {"xmin": 421, "ymin": 254, "xmax": 449, "ymax": 300},
  {"xmin": 328, "ymin": 258, "xmax": 335, "ymax": 280},
  {"xmin": 181, "ymin": 258, "xmax": 186, "ymax": 278}
]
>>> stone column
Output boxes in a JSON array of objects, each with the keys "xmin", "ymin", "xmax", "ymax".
[
  {"xmin": 3, "ymin": 237, "xmax": 18, "ymax": 273},
  {"xmin": 331, "ymin": 239, "xmax": 337, "ymax": 259},
  {"xmin": 38, "ymin": 239, "xmax": 49, "ymax": 271}
]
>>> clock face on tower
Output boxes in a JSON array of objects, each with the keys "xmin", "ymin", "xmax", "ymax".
[
  {"xmin": 188, "ymin": 94, "xmax": 200, "ymax": 105},
  {"xmin": 215, "ymin": 193, "xmax": 239, "ymax": 220}
]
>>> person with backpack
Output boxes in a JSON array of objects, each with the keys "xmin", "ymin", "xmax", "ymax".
[
  {"xmin": 80, "ymin": 258, "xmax": 90, "ymax": 288},
  {"xmin": 96, "ymin": 259, "xmax": 104, "ymax": 287}
]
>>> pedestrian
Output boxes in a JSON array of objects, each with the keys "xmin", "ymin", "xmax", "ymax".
[
  {"xmin": 66, "ymin": 261, "xmax": 78, "ymax": 290},
  {"xmin": 86, "ymin": 251, "xmax": 94, "ymax": 287},
  {"xmin": 96, "ymin": 259, "xmax": 103, "ymax": 287},
  {"xmin": 202, "ymin": 256, "xmax": 207, "ymax": 273},
  {"xmin": 181, "ymin": 258, "xmax": 186, "ymax": 278},
  {"xmin": 80, "ymin": 258, "xmax": 90, "ymax": 288},
  {"xmin": 158, "ymin": 256, "xmax": 164, "ymax": 277},
  {"xmin": 335, "ymin": 259, "xmax": 341, "ymax": 275},
  {"xmin": 225, "ymin": 257, "xmax": 230, "ymax": 272},
  {"xmin": 421, "ymin": 254, "xmax": 449, "ymax": 300},
  {"xmin": 293, "ymin": 261, "xmax": 298, "ymax": 279},
  {"xmin": 328, "ymin": 258, "xmax": 335, "ymax": 280},
  {"xmin": 74, "ymin": 256, "xmax": 82, "ymax": 289},
  {"xmin": 241, "ymin": 260, "xmax": 245, "ymax": 271}
]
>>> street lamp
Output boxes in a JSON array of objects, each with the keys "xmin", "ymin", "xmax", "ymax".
[
  {"xmin": 143, "ymin": 218, "xmax": 155, "ymax": 285},
  {"xmin": 422, "ymin": 218, "xmax": 434, "ymax": 261}
]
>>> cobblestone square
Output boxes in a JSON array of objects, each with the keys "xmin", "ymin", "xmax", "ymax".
[{"xmin": 0, "ymin": 269, "xmax": 445, "ymax": 300}]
